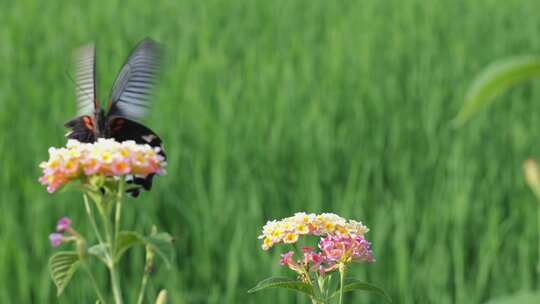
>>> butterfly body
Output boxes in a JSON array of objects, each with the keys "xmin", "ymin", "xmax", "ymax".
[{"xmin": 64, "ymin": 39, "xmax": 166, "ymax": 197}]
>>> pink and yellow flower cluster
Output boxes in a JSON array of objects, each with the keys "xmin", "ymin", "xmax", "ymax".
[
  {"xmin": 259, "ymin": 212, "xmax": 374, "ymax": 277},
  {"xmin": 258, "ymin": 212, "xmax": 369, "ymax": 250},
  {"xmin": 39, "ymin": 139, "xmax": 166, "ymax": 193}
]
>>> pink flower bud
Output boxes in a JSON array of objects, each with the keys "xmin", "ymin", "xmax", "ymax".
[
  {"xmin": 310, "ymin": 252, "xmax": 325, "ymax": 268},
  {"xmin": 56, "ymin": 217, "xmax": 72, "ymax": 232},
  {"xmin": 49, "ymin": 233, "xmax": 63, "ymax": 247},
  {"xmin": 279, "ymin": 251, "xmax": 295, "ymax": 266}
]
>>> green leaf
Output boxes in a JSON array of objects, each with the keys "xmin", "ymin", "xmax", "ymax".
[
  {"xmin": 486, "ymin": 291, "xmax": 540, "ymax": 304},
  {"xmin": 114, "ymin": 231, "xmax": 174, "ymax": 267},
  {"xmin": 453, "ymin": 56, "xmax": 540, "ymax": 127},
  {"xmin": 88, "ymin": 244, "xmax": 110, "ymax": 265},
  {"xmin": 144, "ymin": 232, "xmax": 174, "ymax": 267},
  {"xmin": 248, "ymin": 277, "xmax": 315, "ymax": 297},
  {"xmin": 48, "ymin": 251, "xmax": 80, "ymax": 296},
  {"xmin": 115, "ymin": 231, "xmax": 144, "ymax": 261},
  {"xmin": 329, "ymin": 279, "xmax": 391, "ymax": 303}
]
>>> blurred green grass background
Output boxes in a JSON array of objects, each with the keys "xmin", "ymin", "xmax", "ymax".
[{"xmin": 1, "ymin": 0, "xmax": 540, "ymax": 303}]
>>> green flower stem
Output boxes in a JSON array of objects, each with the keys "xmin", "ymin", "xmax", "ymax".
[
  {"xmin": 99, "ymin": 193, "xmax": 123, "ymax": 304},
  {"xmin": 114, "ymin": 179, "xmax": 125, "ymax": 245},
  {"xmin": 525, "ymin": 176, "xmax": 540, "ymax": 273},
  {"xmin": 112, "ymin": 179, "xmax": 125, "ymax": 304},
  {"xmin": 82, "ymin": 260, "xmax": 107, "ymax": 304},
  {"xmin": 290, "ymin": 244, "xmax": 325, "ymax": 304},
  {"xmin": 537, "ymin": 203, "xmax": 540, "ymax": 274},
  {"xmin": 137, "ymin": 243, "xmax": 155, "ymax": 304},
  {"xmin": 316, "ymin": 275, "xmax": 327, "ymax": 303},
  {"xmin": 109, "ymin": 263, "xmax": 123, "ymax": 304},
  {"xmin": 136, "ymin": 268, "xmax": 149, "ymax": 304},
  {"xmin": 338, "ymin": 263, "xmax": 346, "ymax": 304},
  {"xmin": 84, "ymin": 193, "xmax": 113, "ymax": 303},
  {"xmin": 83, "ymin": 194, "xmax": 106, "ymax": 248}
]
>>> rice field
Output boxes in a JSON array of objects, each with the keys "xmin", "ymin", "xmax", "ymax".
[{"xmin": 1, "ymin": 0, "xmax": 540, "ymax": 303}]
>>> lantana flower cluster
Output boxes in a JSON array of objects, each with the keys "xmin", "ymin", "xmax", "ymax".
[
  {"xmin": 259, "ymin": 212, "xmax": 370, "ymax": 250},
  {"xmin": 259, "ymin": 212, "xmax": 374, "ymax": 277},
  {"xmin": 39, "ymin": 139, "xmax": 166, "ymax": 193}
]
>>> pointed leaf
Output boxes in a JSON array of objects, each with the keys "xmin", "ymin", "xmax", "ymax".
[
  {"xmin": 48, "ymin": 251, "xmax": 80, "ymax": 296},
  {"xmin": 115, "ymin": 231, "xmax": 144, "ymax": 261},
  {"xmin": 453, "ymin": 56, "xmax": 540, "ymax": 127},
  {"xmin": 248, "ymin": 277, "xmax": 315, "ymax": 297},
  {"xmin": 144, "ymin": 232, "xmax": 174, "ymax": 267},
  {"xmin": 88, "ymin": 243, "xmax": 110, "ymax": 265},
  {"xmin": 329, "ymin": 279, "xmax": 391, "ymax": 302},
  {"xmin": 114, "ymin": 231, "xmax": 174, "ymax": 267}
]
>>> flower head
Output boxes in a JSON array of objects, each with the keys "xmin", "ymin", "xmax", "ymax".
[
  {"xmin": 258, "ymin": 212, "xmax": 369, "ymax": 250},
  {"xmin": 39, "ymin": 139, "xmax": 167, "ymax": 193},
  {"xmin": 319, "ymin": 235, "xmax": 374, "ymax": 264},
  {"xmin": 260, "ymin": 212, "xmax": 374, "ymax": 278}
]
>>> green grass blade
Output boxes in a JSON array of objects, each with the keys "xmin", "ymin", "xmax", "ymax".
[{"xmin": 486, "ymin": 291, "xmax": 540, "ymax": 304}]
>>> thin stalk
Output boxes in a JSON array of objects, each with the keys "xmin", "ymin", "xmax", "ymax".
[
  {"xmin": 537, "ymin": 204, "xmax": 540, "ymax": 274},
  {"xmin": 112, "ymin": 179, "xmax": 125, "ymax": 304},
  {"xmin": 136, "ymin": 269, "xmax": 149, "ymax": 304},
  {"xmin": 137, "ymin": 245, "xmax": 154, "ymax": 304},
  {"xmin": 138, "ymin": 227, "xmax": 157, "ymax": 304},
  {"xmin": 100, "ymin": 196, "xmax": 123, "ymax": 304},
  {"xmin": 114, "ymin": 179, "xmax": 124, "ymax": 244},
  {"xmin": 529, "ymin": 183, "xmax": 540, "ymax": 274},
  {"xmin": 82, "ymin": 261, "xmax": 107, "ymax": 304},
  {"xmin": 83, "ymin": 194, "xmax": 106, "ymax": 247},
  {"xmin": 338, "ymin": 263, "xmax": 346, "ymax": 304},
  {"xmin": 317, "ymin": 275, "xmax": 327, "ymax": 303},
  {"xmin": 109, "ymin": 264, "xmax": 123, "ymax": 304},
  {"xmin": 290, "ymin": 244, "xmax": 323, "ymax": 303}
]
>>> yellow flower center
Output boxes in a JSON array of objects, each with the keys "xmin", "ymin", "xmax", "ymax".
[
  {"xmin": 283, "ymin": 233, "xmax": 299, "ymax": 244},
  {"xmin": 119, "ymin": 148, "xmax": 130, "ymax": 158},
  {"xmin": 271, "ymin": 229, "xmax": 283, "ymax": 240},
  {"xmin": 48, "ymin": 159, "xmax": 60, "ymax": 170},
  {"xmin": 262, "ymin": 238, "xmax": 273, "ymax": 250},
  {"xmin": 296, "ymin": 224, "xmax": 308, "ymax": 234},
  {"xmin": 101, "ymin": 152, "xmax": 113, "ymax": 163},
  {"xmin": 64, "ymin": 160, "xmax": 76, "ymax": 170},
  {"xmin": 324, "ymin": 222, "xmax": 335, "ymax": 232}
]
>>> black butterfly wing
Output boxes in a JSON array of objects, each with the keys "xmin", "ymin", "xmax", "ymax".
[
  {"xmin": 74, "ymin": 43, "xmax": 98, "ymax": 116},
  {"xmin": 65, "ymin": 43, "xmax": 98, "ymax": 142},
  {"xmin": 65, "ymin": 116, "xmax": 97, "ymax": 142},
  {"xmin": 106, "ymin": 117, "xmax": 166, "ymax": 197},
  {"xmin": 107, "ymin": 38, "xmax": 161, "ymax": 122}
]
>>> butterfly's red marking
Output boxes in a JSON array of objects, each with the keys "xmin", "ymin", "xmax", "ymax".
[
  {"xmin": 111, "ymin": 118, "xmax": 125, "ymax": 133},
  {"xmin": 83, "ymin": 116, "xmax": 94, "ymax": 130},
  {"xmin": 95, "ymin": 98, "xmax": 100, "ymax": 108}
]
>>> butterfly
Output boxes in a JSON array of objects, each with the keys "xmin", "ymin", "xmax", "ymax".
[{"xmin": 64, "ymin": 38, "xmax": 166, "ymax": 197}]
